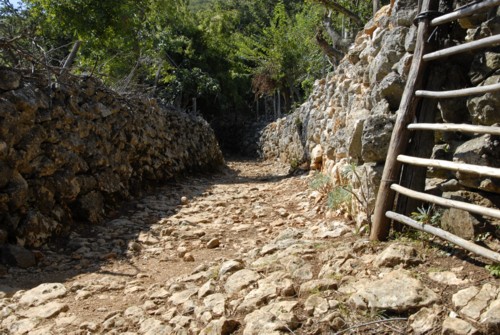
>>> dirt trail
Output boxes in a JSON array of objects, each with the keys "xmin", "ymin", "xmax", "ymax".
[{"xmin": 1, "ymin": 160, "xmax": 499, "ymax": 335}]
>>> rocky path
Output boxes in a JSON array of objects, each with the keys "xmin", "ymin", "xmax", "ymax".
[{"xmin": 1, "ymin": 160, "xmax": 500, "ymax": 335}]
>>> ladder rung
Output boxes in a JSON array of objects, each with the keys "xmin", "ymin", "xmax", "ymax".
[
  {"xmin": 431, "ymin": 0, "xmax": 500, "ymax": 27},
  {"xmin": 408, "ymin": 123, "xmax": 500, "ymax": 135},
  {"xmin": 415, "ymin": 83, "xmax": 500, "ymax": 98},
  {"xmin": 423, "ymin": 34, "xmax": 500, "ymax": 61},
  {"xmin": 390, "ymin": 184, "xmax": 500, "ymax": 219},
  {"xmin": 386, "ymin": 211, "xmax": 500, "ymax": 263},
  {"xmin": 397, "ymin": 154, "xmax": 500, "ymax": 178}
]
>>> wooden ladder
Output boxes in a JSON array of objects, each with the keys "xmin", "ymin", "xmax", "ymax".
[{"xmin": 370, "ymin": 0, "xmax": 500, "ymax": 263}]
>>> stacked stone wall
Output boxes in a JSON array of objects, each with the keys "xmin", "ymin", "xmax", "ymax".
[
  {"xmin": 259, "ymin": 1, "xmax": 500, "ymax": 237},
  {"xmin": 0, "ymin": 71, "xmax": 224, "ymax": 248}
]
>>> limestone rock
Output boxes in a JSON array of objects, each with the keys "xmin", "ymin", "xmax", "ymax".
[
  {"xmin": 243, "ymin": 301, "xmax": 299, "ymax": 335},
  {"xmin": 224, "ymin": 269, "xmax": 260, "ymax": 295},
  {"xmin": 361, "ymin": 113, "xmax": 395, "ymax": 163},
  {"xmin": 219, "ymin": 260, "xmax": 244, "ymax": 277},
  {"xmin": 440, "ymin": 208, "xmax": 478, "ymax": 240},
  {"xmin": 458, "ymin": 283, "xmax": 497, "ymax": 320},
  {"xmin": 19, "ymin": 301, "xmax": 69, "ymax": 319},
  {"xmin": 348, "ymin": 270, "xmax": 439, "ymax": 312},
  {"xmin": 453, "ymin": 134, "xmax": 500, "ymax": 194},
  {"xmin": 374, "ymin": 72, "xmax": 405, "ymax": 110},
  {"xmin": 198, "ymin": 280, "xmax": 216, "ymax": 299},
  {"xmin": 19, "ymin": 283, "xmax": 67, "ymax": 307},
  {"xmin": 237, "ymin": 272, "xmax": 294, "ymax": 313},
  {"xmin": 199, "ymin": 317, "xmax": 240, "ymax": 335},
  {"xmin": 168, "ymin": 288, "xmax": 198, "ymax": 306},
  {"xmin": 428, "ymin": 271, "xmax": 469, "ymax": 286},
  {"xmin": 5, "ymin": 318, "xmax": 40, "ymax": 335},
  {"xmin": 480, "ymin": 298, "xmax": 500, "ymax": 333},
  {"xmin": 408, "ymin": 305, "xmax": 444, "ymax": 335},
  {"xmin": 206, "ymin": 238, "xmax": 220, "ymax": 249},
  {"xmin": 299, "ymin": 279, "xmax": 338, "ymax": 296},
  {"xmin": 139, "ymin": 318, "xmax": 172, "ymax": 335},
  {"xmin": 467, "ymin": 75, "xmax": 500, "ymax": 125},
  {"xmin": 310, "ymin": 144, "xmax": 323, "ymax": 170},
  {"xmin": 373, "ymin": 243, "xmax": 419, "ymax": 268},
  {"xmin": 304, "ymin": 294, "xmax": 329, "ymax": 316},
  {"xmin": 203, "ymin": 293, "xmax": 226, "ymax": 316},
  {"xmin": 441, "ymin": 317, "xmax": 479, "ymax": 335}
]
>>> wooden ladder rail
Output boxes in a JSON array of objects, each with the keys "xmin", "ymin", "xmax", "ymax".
[
  {"xmin": 408, "ymin": 123, "xmax": 500, "ymax": 135},
  {"xmin": 371, "ymin": 0, "xmax": 500, "ymax": 241},
  {"xmin": 397, "ymin": 155, "xmax": 500, "ymax": 179},
  {"xmin": 430, "ymin": 0, "xmax": 500, "ymax": 26},
  {"xmin": 387, "ymin": 211, "xmax": 500, "ymax": 263},
  {"xmin": 423, "ymin": 34, "xmax": 500, "ymax": 61},
  {"xmin": 416, "ymin": 82, "xmax": 500, "ymax": 98},
  {"xmin": 370, "ymin": 0, "xmax": 439, "ymax": 240}
]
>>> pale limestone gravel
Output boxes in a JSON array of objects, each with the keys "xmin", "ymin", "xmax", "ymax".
[{"xmin": 1, "ymin": 160, "xmax": 499, "ymax": 335}]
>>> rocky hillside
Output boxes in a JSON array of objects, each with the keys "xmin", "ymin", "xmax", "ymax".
[
  {"xmin": 259, "ymin": 1, "xmax": 500, "ymax": 238},
  {"xmin": 0, "ymin": 70, "xmax": 224, "ymax": 249}
]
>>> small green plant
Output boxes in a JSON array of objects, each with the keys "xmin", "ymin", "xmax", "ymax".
[
  {"xmin": 338, "ymin": 162, "xmax": 375, "ymax": 232},
  {"xmin": 309, "ymin": 172, "xmax": 332, "ymax": 194},
  {"xmin": 486, "ymin": 264, "xmax": 500, "ymax": 277},
  {"xmin": 411, "ymin": 205, "xmax": 442, "ymax": 226},
  {"xmin": 327, "ymin": 186, "xmax": 352, "ymax": 210},
  {"xmin": 294, "ymin": 117, "xmax": 303, "ymax": 129},
  {"xmin": 290, "ymin": 157, "xmax": 301, "ymax": 170}
]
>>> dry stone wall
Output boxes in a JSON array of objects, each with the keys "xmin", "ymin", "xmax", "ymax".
[
  {"xmin": 0, "ymin": 70, "xmax": 224, "ymax": 248},
  {"xmin": 260, "ymin": 0, "xmax": 500, "ymax": 236}
]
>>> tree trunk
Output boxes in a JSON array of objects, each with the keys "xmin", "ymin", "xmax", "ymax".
[
  {"xmin": 316, "ymin": 30, "xmax": 343, "ymax": 64},
  {"xmin": 373, "ymin": 0, "xmax": 381, "ymax": 16},
  {"xmin": 312, "ymin": 0, "xmax": 364, "ymax": 27}
]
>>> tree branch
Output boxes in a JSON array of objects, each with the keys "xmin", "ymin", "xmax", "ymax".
[
  {"xmin": 311, "ymin": 0, "xmax": 364, "ymax": 27},
  {"xmin": 315, "ymin": 29, "xmax": 343, "ymax": 64}
]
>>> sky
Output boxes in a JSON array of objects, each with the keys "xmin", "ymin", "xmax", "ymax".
[{"xmin": 10, "ymin": 0, "xmax": 24, "ymax": 9}]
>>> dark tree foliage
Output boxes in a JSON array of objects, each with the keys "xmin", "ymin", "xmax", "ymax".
[{"xmin": 0, "ymin": 0, "xmax": 378, "ymax": 121}]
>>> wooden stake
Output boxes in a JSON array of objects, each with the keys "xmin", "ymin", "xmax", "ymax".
[{"xmin": 370, "ymin": 0, "xmax": 439, "ymax": 241}]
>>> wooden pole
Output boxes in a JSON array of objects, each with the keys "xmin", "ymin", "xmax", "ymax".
[
  {"xmin": 370, "ymin": 0, "xmax": 438, "ymax": 241},
  {"xmin": 391, "ymin": 184, "xmax": 500, "ymax": 219},
  {"xmin": 416, "ymin": 83, "xmax": 500, "ymax": 98},
  {"xmin": 386, "ymin": 211, "xmax": 500, "ymax": 263},
  {"xmin": 408, "ymin": 123, "xmax": 500, "ymax": 135},
  {"xmin": 430, "ymin": 0, "xmax": 500, "ymax": 27},
  {"xmin": 398, "ymin": 154, "xmax": 500, "ymax": 178},
  {"xmin": 423, "ymin": 34, "xmax": 500, "ymax": 61}
]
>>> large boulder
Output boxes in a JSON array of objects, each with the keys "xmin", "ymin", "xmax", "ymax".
[{"xmin": 348, "ymin": 270, "xmax": 439, "ymax": 312}]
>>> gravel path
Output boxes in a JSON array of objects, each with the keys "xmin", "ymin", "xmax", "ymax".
[{"xmin": 1, "ymin": 160, "xmax": 499, "ymax": 334}]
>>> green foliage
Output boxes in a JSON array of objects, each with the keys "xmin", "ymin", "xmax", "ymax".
[
  {"xmin": 486, "ymin": 264, "xmax": 500, "ymax": 277},
  {"xmin": 411, "ymin": 205, "xmax": 442, "ymax": 226},
  {"xmin": 327, "ymin": 186, "xmax": 352, "ymax": 210},
  {"xmin": 2, "ymin": 0, "xmax": 374, "ymax": 124},
  {"xmin": 309, "ymin": 172, "xmax": 331, "ymax": 192}
]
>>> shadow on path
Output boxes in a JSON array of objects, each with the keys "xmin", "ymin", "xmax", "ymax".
[{"xmin": 0, "ymin": 159, "xmax": 295, "ymax": 293}]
